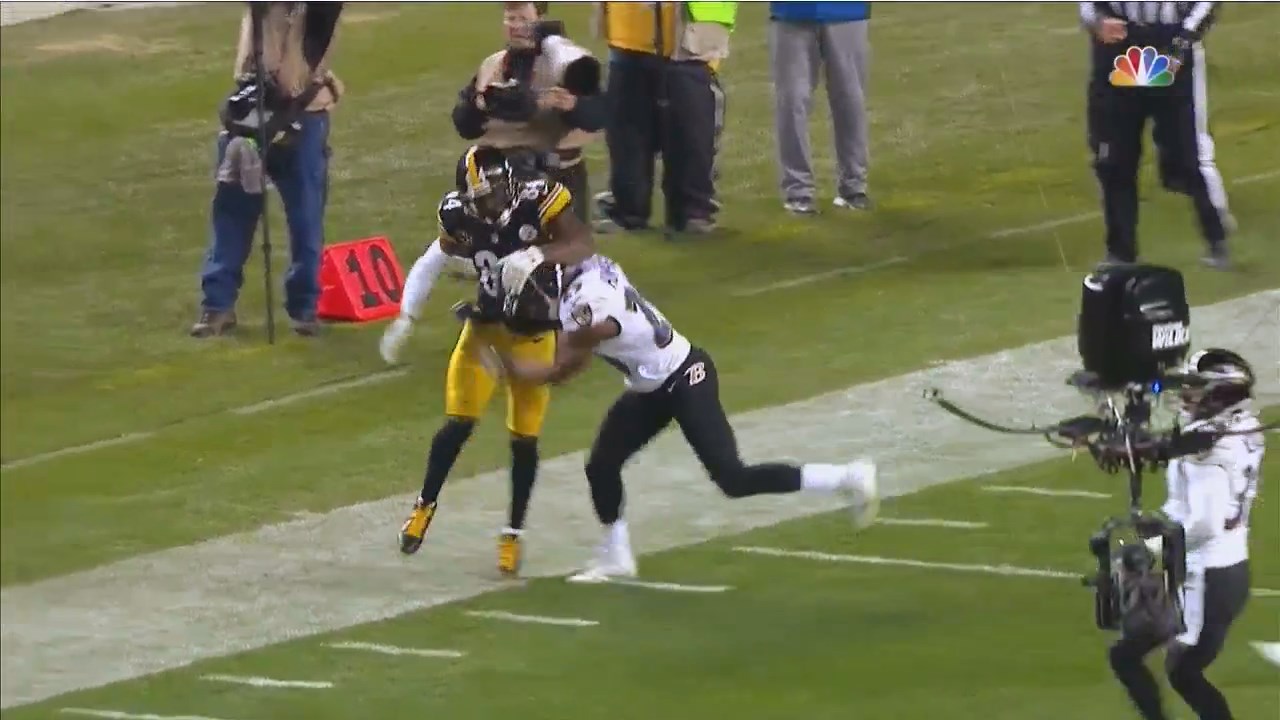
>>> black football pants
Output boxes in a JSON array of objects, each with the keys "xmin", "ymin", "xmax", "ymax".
[
  {"xmin": 605, "ymin": 49, "xmax": 721, "ymax": 231},
  {"xmin": 1087, "ymin": 82, "xmax": 1229, "ymax": 262},
  {"xmin": 583, "ymin": 347, "xmax": 802, "ymax": 525}
]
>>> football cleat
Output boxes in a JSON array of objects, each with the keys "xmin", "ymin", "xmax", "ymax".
[
  {"xmin": 840, "ymin": 459, "xmax": 880, "ymax": 530},
  {"xmin": 398, "ymin": 497, "xmax": 437, "ymax": 555},
  {"xmin": 568, "ymin": 536, "xmax": 637, "ymax": 584},
  {"xmin": 497, "ymin": 529, "xmax": 523, "ymax": 576}
]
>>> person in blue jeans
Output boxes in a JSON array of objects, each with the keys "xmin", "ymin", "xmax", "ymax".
[{"xmin": 193, "ymin": 2, "xmax": 343, "ymax": 338}]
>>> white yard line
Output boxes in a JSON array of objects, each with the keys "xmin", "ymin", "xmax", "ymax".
[
  {"xmin": 230, "ymin": 369, "xmax": 409, "ymax": 416},
  {"xmin": 986, "ymin": 212, "xmax": 1100, "ymax": 240},
  {"xmin": 1234, "ymin": 168, "xmax": 1280, "ymax": 185},
  {"xmin": 876, "ymin": 518, "xmax": 988, "ymax": 529},
  {"xmin": 735, "ymin": 547, "xmax": 1280, "ymax": 599},
  {"xmin": 1252, "ymin": 642, "xmax": 1280, "ymax": 668},
  {"xmin": 732, "ymin": 256, "xmax": 908, "ymax": 297},
  {"xmin": 200, "ymin": 675, "xmax": 332, "ymax": 690},
  {"xmin": 981, "ymin": 486, "xmax": 1111, "ymax": 499},
  {"xmin": 2, "ymin": 291, "xmax": 1275, "ymax": 710},
  {"xmin": 734, "ymin": 546, "xmax": 1079, "ymax": 579},
  {"xmin": 0, "ymin": 432, "xmax": 155, "ymax": 471},
  {"xmin": 602, "ymin": 579, "xmax": 733, "ymax": 593},
  {"xmin": 323, "ymin": 642, "xmax": 465, "ymax": 659},
  {"xmin": 61, "ymin": 710, "xmax": 236, "ymax": 720},
  {"xmin": 464, "ymin": 610, "xmax": 598, "ymax": 627}
]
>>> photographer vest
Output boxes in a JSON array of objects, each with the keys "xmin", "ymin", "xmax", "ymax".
[
  {"xmin": 473, "ymin": 39, "xmax": 600, "ymax": 156},
  {"xmin": 232, "ymin": 3, "xmax": 343, "ymax": 113}
]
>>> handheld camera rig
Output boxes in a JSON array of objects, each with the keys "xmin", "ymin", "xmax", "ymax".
[{"xmin": 925, "ymin": 264, "xmax": 1256, "ymax": 637}]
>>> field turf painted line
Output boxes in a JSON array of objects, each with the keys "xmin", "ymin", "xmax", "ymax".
[
  {"xmin": 601, "ymin": 579, "xmax": 734, "ymax": 593},
  {"xmin": 731, "ymin": 256, "xmax": 909, "ymax": 297},
  {"xmin": 1252, "ymin": 642, "xmax": 1280, "ymax": 668},
  {"xmin": 323, "ymin": 642, "xmax": 466, "ymax": 659},
  {"xmin": 981, "ymin": 486, "xmax": 1111, "ymax": 499},
  {"xmin": 2, "ymin": 291, "xmax": 1275, "ymax": 710},
  {"xmin": 733, "ymin": 546, "xmax": 1080, "ymax": 579},
  {"xmin": 61, "ymin": 709, "xmax": 237, "ymax": 720},
  {"xmin": 733, "ymin": 547, "xmax": 1280, "ymax": 599},
  {"xmin": 0, "ymin": 432, "xmax": 155, "ymax": 471},
  {"xmin": 199, "ymin": 675, "xmax": 332, "ymax": 690},
  {"xmin": 875, "ymin": 517, "xmax": 987, "ymax": 529},
  {"xmin": 464, "ymin": 610, "xmax": 599, "ymax": 627}
]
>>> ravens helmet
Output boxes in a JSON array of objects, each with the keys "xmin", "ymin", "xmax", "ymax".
[
  {"xmin": 503, "ymin": 263, "xmax": 564, "ymax": 325},
  {"xmin": 456, "ymin": 145, "xmax": 512, "ymax": 220},
  {"xmin": 1180, "ymin": 348, "xmax": 1255, "ymax": 420}
]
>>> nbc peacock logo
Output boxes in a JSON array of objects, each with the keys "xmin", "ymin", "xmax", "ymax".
[{"xmin": 1109, "ymin": 45, "xmax": 1178, "ymax": 87}]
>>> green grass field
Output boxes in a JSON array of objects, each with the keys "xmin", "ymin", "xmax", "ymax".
[{"xmin": 1, "ymin": 2, "xmax": 1278, "ymax": 719}]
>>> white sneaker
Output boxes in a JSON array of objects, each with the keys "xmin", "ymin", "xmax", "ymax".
[
  {"xmin": 840, "ymin": 459, "xmax": 880, "ymax": 530},
  {"xmin": 379, "ymin": 315, "xmax": 414, "ymax": 365},
  {"xmin": 568, "ymin": 538, "xmax": 637, "ymax": 584}
]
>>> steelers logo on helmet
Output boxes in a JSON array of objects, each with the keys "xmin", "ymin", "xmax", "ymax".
[{"xmin": 457, "ymin": 145, "xmax": 513, "ymax": 221}]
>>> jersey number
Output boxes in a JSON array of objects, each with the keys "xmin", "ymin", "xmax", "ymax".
[
  {"xmin": 1224, "ymin": 465, "xmax": 1259, "ymax": 531},
  {"xmin": 624, "ymin": 287, "xmax": 673, "ymax": 348},
  {"xmin": 474, "ymin": 250, "xmax": 500, "ymax": 297}
]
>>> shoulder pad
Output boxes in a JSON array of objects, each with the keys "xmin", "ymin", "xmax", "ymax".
[{"xmin": 514, "ymin": 179, "xmax": 572, "ymax": 227}]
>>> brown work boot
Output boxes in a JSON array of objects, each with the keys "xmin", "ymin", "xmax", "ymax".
[{"xmin": 190, "ymin": 309, "xmax": 237, "ymax": 338}]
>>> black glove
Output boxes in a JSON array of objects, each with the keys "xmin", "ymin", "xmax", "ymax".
[{"xmin": 452, "ymin": 301, "xmax": 477, "ymax": 323}]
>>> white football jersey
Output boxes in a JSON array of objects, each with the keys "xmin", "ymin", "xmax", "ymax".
[
  {"xmin": 1163, "ymin": 405, "xmax": 1264, "ymax": 570},
  {"xmin": 559, "ymin": 256, "xmax": 692, "ymax": 393}
]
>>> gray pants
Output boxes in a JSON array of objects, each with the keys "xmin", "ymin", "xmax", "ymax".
[{"xmin": 769, "ymin": 19, "xmax": 870, "ymax": 202}]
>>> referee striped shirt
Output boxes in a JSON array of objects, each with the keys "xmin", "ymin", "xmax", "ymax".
[
  {"xmin": 1080, "ymin": 2, "xmax": 1219, "ymax": 89},
  {"xmin": 1080, "ymin": 2, "xmax": 1216, "ymax": 33}
]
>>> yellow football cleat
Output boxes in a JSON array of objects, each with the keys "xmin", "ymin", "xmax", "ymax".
[
  {"xmin": 398, "ymin": 498, "xmax": 436, "ymax": 555},
  {"xmin": 497, "ymin": 530, "xmax": 523, "ymax": 576}
]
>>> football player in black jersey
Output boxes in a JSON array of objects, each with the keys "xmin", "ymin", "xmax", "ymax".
[{"xmin": 381, "ymin": 145, "xmax": 595, "ymax": 575}]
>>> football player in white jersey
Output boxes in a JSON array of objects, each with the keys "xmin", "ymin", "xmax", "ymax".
[
  {"xmin": 488, "ymin": 256, "xmax": 879, "ymax": 581},
  {"xmin": 1113, "ymin": 348, "xmax": 1263, "ymax": 720}
]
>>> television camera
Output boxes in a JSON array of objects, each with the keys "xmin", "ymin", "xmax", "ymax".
[{"xmin": 925, "ymin": 263, "xmax": 1273, "ymax": 638}]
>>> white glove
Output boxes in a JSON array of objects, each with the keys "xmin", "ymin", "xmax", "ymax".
[
  {"xmin": 380, "ymin": 315, "xmax": 414, "ymax": 365},
  {"xmin": 498, "ymin": 246, "xmax": 545, "ymax": 298},
  {"xmin": 1143, "ymin": 535, "xmax": 1164, "ymax": 557}
]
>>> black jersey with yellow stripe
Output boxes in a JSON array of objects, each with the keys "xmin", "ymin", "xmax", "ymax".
[{"xmin": 435, "ymin": 179, "xmax": 572, "ymax": 334}]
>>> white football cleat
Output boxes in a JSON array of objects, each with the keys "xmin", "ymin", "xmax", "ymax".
[
  {"xmin": 379, "ymin": 315, "xmax": 414, "ymax": 365},
  {"xmin": 840, "ymin": 459, "xmax": 880, "ymax": 530},
  {"xmin": 568, "ymin": 537, "xmax": 637, "ymax": 584}
]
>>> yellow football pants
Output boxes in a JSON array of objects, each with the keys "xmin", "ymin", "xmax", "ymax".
[{"xmin": 444, "ymin": 319, "xmax": 555, "ymax": 437}]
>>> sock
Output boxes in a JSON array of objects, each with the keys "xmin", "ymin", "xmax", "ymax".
[
  {"xmin": 800, "ymin": 463, "xmax": 847, "ymax": 491},
  {"xmin": 419, "ymin": 419, "xmax": 475, "ymax": 504},
  {"xmin": 608, "ymin": 520, "xmax": 630, "ymax": 548},
  {"xmin": 508, "ymin": 436, "xmax": 539, "ymax": 531}
]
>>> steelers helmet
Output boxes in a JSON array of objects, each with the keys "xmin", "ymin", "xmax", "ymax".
[
  {"xmin": 455, "ymin": 145, "xmax": 512, "ymax": 219},
  {"xmin": 1180, "ymin": 348, "xmax": 1255, "ymax": 419},
  {"xmin": 503, "ymin": 263, "xmax": 564, "ymax": 325}
]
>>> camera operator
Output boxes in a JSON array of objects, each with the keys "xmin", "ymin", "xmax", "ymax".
[
  {"xmin": 1110, "ymin": 349, "xmax": 1262, "ymax": 720},
  {"xmin": 1079, "ymin": 2, "xmax": 1234, "ymax": 269},
  {"xmin": 193, "ymin": 2, "xmax": 343, "ymax": 338},
  {"xmin": 452, "ymin": 1, "xmax": 605, "ymax": 224}
]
